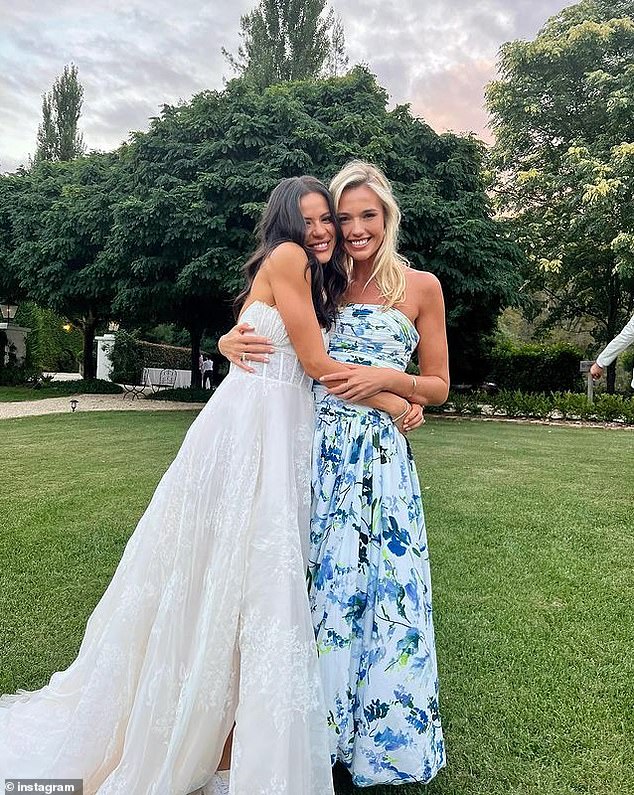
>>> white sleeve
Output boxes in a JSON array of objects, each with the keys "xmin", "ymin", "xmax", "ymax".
[{"xmin": 596, "ymin": 314, "xmax": 634, "ymax": 367}]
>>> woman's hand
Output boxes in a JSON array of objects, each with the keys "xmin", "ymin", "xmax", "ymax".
[
  {"xmin": 319, "ymin": 364, "xmax": 393, "ymax": 401},
  {"xmin": 218, "ymin": 323, "xmax": 275, "ymax": 373},
  {"xmin": 403, "ymin": 402, "xmax": 425, "ymax": 433},
  {"xmin": 383, "ymin": 396, "xmax": 424, "ymax": 435}
]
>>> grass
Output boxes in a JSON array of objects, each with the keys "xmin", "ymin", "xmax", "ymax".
[
  {"xmin": 0, "ymin": 382, "xmax": 121, "ymax": 402},
  {"xmin": 0, "ymin": 385, "xmax": 68, "ymax": 402},
  {"xmin": 1, "ymin": 412, "xmax": 633, "ymax": 794}
]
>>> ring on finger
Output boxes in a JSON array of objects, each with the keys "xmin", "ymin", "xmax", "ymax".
[{"xmin": 240, "ymin": 352, "xmax": 248, "ymax": 363}]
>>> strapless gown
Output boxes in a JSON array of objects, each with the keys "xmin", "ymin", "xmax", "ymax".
[
  {"xmin": 0, "ymin": 302, "xmax": 334, "ymax": 795},
  {"xmin": 310, "ymin": 304, "xmax": 445, "ymax": 786}
]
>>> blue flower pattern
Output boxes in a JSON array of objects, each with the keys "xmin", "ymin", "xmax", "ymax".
[{"xmin": 309, "ymin": 304, "xmax": 446, "ymax": 786}]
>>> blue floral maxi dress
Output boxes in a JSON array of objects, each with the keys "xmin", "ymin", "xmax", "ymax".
[{"xmin": 309, "ymin": 304, "xmax": 446, "ymax": 787}]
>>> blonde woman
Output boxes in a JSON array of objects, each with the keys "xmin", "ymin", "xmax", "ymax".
[{"xmin": 219, "ymin": 162, "xmax": 448, "ymax": 787}]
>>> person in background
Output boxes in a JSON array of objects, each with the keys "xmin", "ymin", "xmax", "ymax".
[
  {"xmin": 201, "ymin": 355, "xmax": 214, "ymax": 389},
  {"xmin": 590, "ymin": 312, "xmax": 634, "ymax": 387}
]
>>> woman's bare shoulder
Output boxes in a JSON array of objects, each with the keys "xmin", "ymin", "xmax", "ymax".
[
  {"xmin": 263, "ymin": 241, "xmax": 308, "ymax": 270},
  {"xmin": 405, "ymin": 268, "xmax": 443, "ymax": 300}
]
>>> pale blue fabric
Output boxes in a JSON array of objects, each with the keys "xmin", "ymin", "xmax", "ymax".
[{"xmin": 309, "ymin": 304, "xmax": 446, "ymax": 786}]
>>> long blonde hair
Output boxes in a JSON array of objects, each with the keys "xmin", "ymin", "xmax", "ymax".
[{"xmin": 329, "ymin": 160, "xmax": 409, "ymax": 307}]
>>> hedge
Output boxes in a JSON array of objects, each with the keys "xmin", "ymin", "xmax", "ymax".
[
  {"xmin": 487, "ymin": 338, "xmax": 583, "ymax": 393},
  {"xmin": 427, "ymin": 390, "xmax": 634, "ymax": 424},
  {"xmin": 146, "ymin": 387, "xmax": 211, "ymax": 403},
  {"xmin": 109, "ymin": 330, "xmax": 193, "ymax": 383},
  {"xmin": 45, "ymin": 379, "xmax": 124, "ymax": 394}
]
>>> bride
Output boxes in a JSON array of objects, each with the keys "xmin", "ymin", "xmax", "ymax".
[{"xmin": 0, "ymin": 175, "xmax": 420, "ymax": 795}]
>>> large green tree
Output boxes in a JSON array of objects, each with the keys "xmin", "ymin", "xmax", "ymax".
[
  {"xmin": 35, "ymin": 63, "xmax": 85, "ymax": 163},
  {"xmin": 0, "ymin": 172, "xmax": 28, "ymax": 307},
  {"xmin": 487, "ymin": 0, "xmax": 634, "ymax": 391},
  {"xmin": 223, "ymin": 0, "xmax": 345, "ymax": 88},
  {"xmin": 10, "ymin": 154, "xmax": 121, "ymax": 378},
  {"xmin": 111, "ymin": 68, "xmax": 523, "ymax": 383}
]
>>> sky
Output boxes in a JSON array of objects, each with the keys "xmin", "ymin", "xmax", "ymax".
[{"xmin": 0, "ymin": 0, "xmax": 577, "ymax": 173}]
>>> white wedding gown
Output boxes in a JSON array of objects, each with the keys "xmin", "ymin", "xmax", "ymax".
[{"xmin": 0, "ymin": 302, "xmax": 334, "ymax": 795}]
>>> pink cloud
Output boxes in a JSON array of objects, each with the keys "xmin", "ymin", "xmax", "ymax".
[{"xmin": 409, "ymin": 58, "xmax": 498, "ymax": 143}]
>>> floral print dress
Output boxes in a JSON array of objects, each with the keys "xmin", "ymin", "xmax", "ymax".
[{"xmin": 309, "ymin": 304, "xmax": 446, "ymax": 787}]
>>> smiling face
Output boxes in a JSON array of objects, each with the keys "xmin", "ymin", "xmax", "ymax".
[
  {"xmin": 337, "ymin": 184, "xmax": 386, "ymax": 266},
  {"xmin": 299, "ymin": 191, "xmax": 336, "ymax": 264}
]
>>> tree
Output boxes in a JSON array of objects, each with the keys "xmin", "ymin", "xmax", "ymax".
[
  {"xmin": 326, "ymin": 16, "xmax": 349, "ymax": 77},
  {"xmin": 223, "ymin": 0, "xmax": 345, "ymax": 88},
  {"xmin": 35, "ymin": 94, "xmax": 57, "ymax": 163},
  {"xmin": 0, "ymin": 173, "xmax": 28, "ymax": 308},
  {"xmin": 35, "ymin": 64, "xmax": 85, "ymax": 163},
  {"xmin": 110, "ymin": 68, "xmax": 522, "ymax": 384},
  {"xmin": 486, "ymin": 0, "xmax": 634, "ymax": 391},
  {"xmin": 9, "ymin": 154, "xmax": 121, "ymax": 378}
]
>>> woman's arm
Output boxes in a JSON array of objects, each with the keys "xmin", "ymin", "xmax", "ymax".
[
  {"xmin": 218, "ymin": 317, "xmax": 424, "ymax": 431},
  {"xmin": 216, "ymin": 246, "xmax": 424, "ymax": 430},
  {"xmin": 247, "ymin": 243, "xmax": 414, "ymax": 422},
  {"xmin": 320, "ymin": 272, "xmax": 449, "ymax": 406},
  {"xmin": 218, "ymin": 324, "xmax": 274, "ymax": 373},
  {"xmin": 261, "ymin": 242, "xmax": 346, "ymax": 378}
]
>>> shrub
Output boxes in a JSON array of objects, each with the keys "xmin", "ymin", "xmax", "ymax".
[
  {"xmin": 138, "ymin": 340, "xmax": 192, "ymax": 370},
  {"xmin": 0, "ymin": 337, "xmax": 40, "ymax": 386},
  {"xmin": 109, "ymin": 330, "xmax": 145, "ymax": 383},
  {"xmin": 110, "ymin": 330, "xmax": 194, "ymax": 383},
  {"xmin": 430, "ymin": 388, "xmax": 634, "ymax": 424},
  {"xmin": 491, "ymin": 390, "xmax": 526, "ymax": 418},
  {"xmin": 594, "ymin": 394, "xmax": 628, "ymax": 422},
  {"xmin": 551, "ymin": 392, "xmax": 593, "ymax": 421},
  {"xmin": 146, "ymin": 387, "xmax": 210, "ymax": 403},
  {"xmin": 621, "ymin": 349, "xmax": 634, "ymax": 381},
  {"xmin": 450, "ymin": 393, "xmax": 469, "ymax": 415},
  {"xmin": 16, "ymin": 303, "xmax": 82, "ymax": 372},
  {"xmin": 488, "ymin": 337, "xmax": 583, "ymax": 393},
  {"xmin": 436, "ymin": 389, "xmax": 634, "ymax": 424},
  {"xmin": 47, "ymin": 379, "xmax": 123, "ymax": 395}
]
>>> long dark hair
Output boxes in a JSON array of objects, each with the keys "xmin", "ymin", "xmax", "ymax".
[{"xmin": 234, "ymin": 176, "xmax": 348, "ymax": 330}]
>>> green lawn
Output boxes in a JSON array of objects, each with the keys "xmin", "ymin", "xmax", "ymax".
[
  {"xmin": 1, "ymin": 413, "xmax": 632, "ymax": 794},
  {"xmin": 0, "ymin": 385, "xmax": 83, "ymax": 402}
]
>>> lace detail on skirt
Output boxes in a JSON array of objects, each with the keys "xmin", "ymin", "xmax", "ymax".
[{"xmin": 0, "ymin": 302, "xmax": 334, "ymax": 795}]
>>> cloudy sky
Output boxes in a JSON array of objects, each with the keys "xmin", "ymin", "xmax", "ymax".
[{"xmin": 1, "ymin": 0, "xmax": 576, "ymax": 173}]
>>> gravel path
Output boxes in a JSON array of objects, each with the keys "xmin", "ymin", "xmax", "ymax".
[{"xmin": 0, "ymin": 393, "xmax": 205, "ymax": 420}]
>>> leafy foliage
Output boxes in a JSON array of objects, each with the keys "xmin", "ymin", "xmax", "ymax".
[
  {"xmin": 7, "ymin": 154, "xmax": 124, "ymax": 378},
  {"xmin": 428, "ymin": 389, "xmax": 634, "ymax": 423},
  {"xmin": 487, "ymin": 0, "xmax": 634, "ymax": 390},
  {"xmin": 146, "ymin": 387, "xmax": 211, "ymax": 402},
  {"xmin": 114, "ymin": 67, "xmax": 522, "ymax": 382},
  {"xmin": 15, "ymin": 302, "xmax": 82, "ymax": 372},
  {"xmin": 488, "ymin": 337, "xmax": 583, "ymax": 393},
  {"xmin": 2, "ymin": 68, "xmax": 522, "ymax": 384},
  {"xmin": 223, "ymin": 0, "xmax": 345, "ymax": 87},
  {"xmin": 109, "ymin": 330, "xmax": 194, "ymax": 384},
  {"xmin": 0, "ymin": 172, "xmax": 31, "ymax": 305},
  {"xmin": 35, "ymin": 63, "xmax": 85, "ymax": 163},
  {"xmin": 109, "ymin": 330, "xmax": 145, "ymax": 384}
]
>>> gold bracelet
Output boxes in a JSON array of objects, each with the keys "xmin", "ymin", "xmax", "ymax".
[
  {"xmin": 393, "ymin": 401, "xmax": 411, "ymax": 424},
  {"xmin": 406, "ymin": 374, "xmax": 417, "ymax": 399}
]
